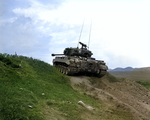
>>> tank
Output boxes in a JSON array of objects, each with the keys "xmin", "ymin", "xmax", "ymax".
[{"xmin": 51, "ymin": 42, "xmax": 108, "ymax": 77}]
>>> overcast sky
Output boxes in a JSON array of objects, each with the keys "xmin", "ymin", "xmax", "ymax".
[{"xmin": 0, "ymin": 0, "xmax": 150, "ymax": 69}]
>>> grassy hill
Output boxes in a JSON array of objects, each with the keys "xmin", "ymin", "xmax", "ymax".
[
  {"xmin": 109, "ymin": 68, "xmax": 150, "ymax": 90},
  {"xmin": 109, "ymin": 67, "xmax": 150, "ymax": 81},
  {"xmin": 0, "ymin": 53, "xmax": 141, "ymax": 120},
  {"xmin": 0, "ymin": 53, "xmax": 101, "ymax": 120}
]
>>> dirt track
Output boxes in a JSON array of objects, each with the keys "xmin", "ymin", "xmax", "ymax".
[{"xmin": 70, "ymin": 76, "xmax": 150, "ymax": 120}]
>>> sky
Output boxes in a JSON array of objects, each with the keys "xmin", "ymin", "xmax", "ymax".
[{"xmin": 0, "ymin": 0, "xmax": 150, "ymax": 69}]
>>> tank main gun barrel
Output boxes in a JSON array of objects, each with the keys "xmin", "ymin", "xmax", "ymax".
[{"xmin": 51, "ymin": 54, "xmax": 64, "ymax": 56}]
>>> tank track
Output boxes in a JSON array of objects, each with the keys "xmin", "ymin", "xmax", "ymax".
[
  {"xmin": 54, "ymin": 64, "xmax": 107, "ymax": 77},
  {"xmin": 54, "ymin": 65, "xmax": 77, "ymax": 75}
]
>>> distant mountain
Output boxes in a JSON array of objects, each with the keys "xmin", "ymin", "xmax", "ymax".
[
  {"xmin": 109, "ymin": 67, "xmax": 134, "ymax": 72},
  {"xmin": 109, "ymin": 67, "xmax": 150, "ymax": 81}
]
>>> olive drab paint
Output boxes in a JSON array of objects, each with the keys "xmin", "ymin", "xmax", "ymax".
[{"xmin": 51, "ymin": 42, "xmax": 108, "ymax": 77}]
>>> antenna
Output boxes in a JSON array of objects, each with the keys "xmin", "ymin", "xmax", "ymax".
[
  {"xmin": 88, "ymin": 19, "xmax": 92, "ymax": 49},
  {"xmin": 77, "ymin": 18, "xmax": 85, "ymax": 48}
]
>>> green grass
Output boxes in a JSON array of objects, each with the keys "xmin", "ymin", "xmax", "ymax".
[
  {"xmin": 136, "ymin": 81, "xmax": 150, "ymax": 90},
  {"xmin": 106, "ymin": 72, "xmax": 123, "ymax": 82},
  {"xmin": 109, "ymin": 69, "xmax": 150, "ymax": 90},
  {"xmin": 0, "ymin": 53, "xmax": 102, "ymax": 120},
  {"xmin": 0, "ymin": 53, "xmax": 133, "ymax": 120},
  {"xmin": 109, "ymin": 70, "xmax": 150, "ymax": 81}
]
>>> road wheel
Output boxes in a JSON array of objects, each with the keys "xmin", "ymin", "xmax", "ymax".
[
  {"xmin": 65, "ymin": 67, "xmax": 70, "ymax": 75},
  {"xmin": 97, "ymin": 69, "xmax": 100, "ymax": 74},
  {"xmin": 58, "ymin": 65, "xmax": 61, "ymax": 72},
  {"xmin": 60, "ymin": 66, "xmax": 63, "ymax": 73},
  {"xmin": 62, "ymin": 67, "xmax": 65, "ymax": 74}
]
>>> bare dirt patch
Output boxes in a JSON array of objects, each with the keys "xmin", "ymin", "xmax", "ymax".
[{"xmin": 70, "ymin": 75, "xmax": 150, "ymax": 120}]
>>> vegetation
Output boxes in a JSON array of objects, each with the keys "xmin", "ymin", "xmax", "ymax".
[
  {"xmin": 136, "ymin": 81, "xmax": 150, "ymax": 90},
  {"xmin": 0, "ymin": 53, "xmax": 101, "ymax": 120},
  {"xmin": 109, "ymin": 70, "xmax": 150, "ymax": 81},
  {"xmin": 105, "ymin": 72, "xmax": 123, "ymax": 82},
  {"xmin": 0, "ymin": 53, "xmax": 134, "ymax": 120},
  {"xmin": 109, "ymin": 69, "xmax": 150, "ymax": 90}
]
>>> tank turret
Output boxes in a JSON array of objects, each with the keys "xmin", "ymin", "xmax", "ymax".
[
  {"xmin": 51, "ymin": 42, "xmax": 108, "ymax": 77},
  {"xmin": 63, "ymin": 42, "xmax": 93, "ymax": 58}
]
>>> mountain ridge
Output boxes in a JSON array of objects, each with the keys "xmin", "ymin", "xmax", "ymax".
[
  {"xmin": 109, "ymin": 66, "xmax": 150, "ymax": 72},
  {"xmin": 109, "ymin": 67, "xmax": 133, "ymax": 71},
  {"xmin": 109, "ymin": 67, "xmax": 150, "ymax": 81}
]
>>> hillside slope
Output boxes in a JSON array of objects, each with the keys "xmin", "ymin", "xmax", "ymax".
[
  {"xmin": 0, "ymin": 53, "xmax": 102, "ymax": 120},
  {"xmin": 0, "ymin": 53, "xmax": 150, "ymax": 120},
  {"xmin": 70, "ymin": 75, "xmax": 150, "ymax": 120}
]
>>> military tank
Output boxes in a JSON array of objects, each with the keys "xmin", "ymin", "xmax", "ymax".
[{"xmin": 51, "ymin": 42, "xmax": 108, "ymax": 77}]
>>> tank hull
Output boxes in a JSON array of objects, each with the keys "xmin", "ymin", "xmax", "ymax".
[{"xmin": 52, "ymin": 56, "xmax": 108, "ymax": 77}]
